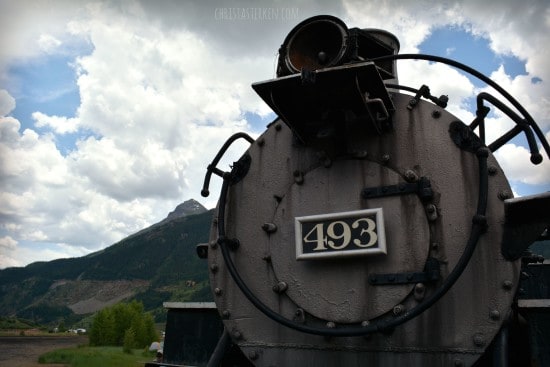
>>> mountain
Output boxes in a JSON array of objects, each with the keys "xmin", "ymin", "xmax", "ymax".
[{"xmin": 0, "ymin": 199, "xmax": 214, "ymax": 326}]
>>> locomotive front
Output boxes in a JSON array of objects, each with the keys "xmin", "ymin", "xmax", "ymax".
[{"xmin": 200, "ymin": 15, "xmax": 550, "ymax": 366}]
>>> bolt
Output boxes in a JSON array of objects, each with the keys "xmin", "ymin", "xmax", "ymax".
[
  {"xmin": 322, "ymin": 156, "xmax": 332, "ymax": 168},
  {"xmin": 498, "ymin": 190, "xmax": 512, "ymax": 201},
  {"xmin": 490, "ymin": 310, "xmax": 500, "ymax": 321},
  {"xmin": 293, "ymin": 170, "xmax": 304, "ymax": 185},
  {"xmin": 432, "ymin": 110, "xmax": 441, "ymax": 119},
  {"xmin": 209, "ymin": 240, "xmax": 218, "ymax": 249},
  {"xmin": 473, "ymin": 333, "xmax": 485, "ymax": 347},
  {"xmin": 248, "ymin": 351, "xmax": 259, "ymax": 360},
  {"xmin": 488, "ymin": 165, "xmax": 498, "ymax": 175},
  {"xmin": 353, "ymin": 150, "xmax": 368, "ymax": 159},
  {"xmin": 426, "ymin": 204, "xmax": 438, "ymax": 221},
  {"xmin": 272, "ymin": 281, "xmax": 288, "ymax": 293},
  {"xmin": 214, "ymin": 287, "xmax": 223, "ymax": 296},
  {"xmin": 232, "ymin": 330, "xmax": 243, "ymax": 340},
  {"xmin": 361, "ymin": 321, "xmax": 370, "ymax": 327},
  {"xmin": 381, "ymin": 154, "xmax": 390, "ymax": 164},
  {"xmin": 503, "ymin": 280, "xmax": 513, "ymax": 290},
  {"xmin": 393, "ymin": 304, "xmax": 405, "ymax": 316},
  {"xmin": 275, "ymin": 123, "xmax": 282, "ymax": 131},
  {"xmin": 210, "ymin": 264, "xmax": 219, "ymax": 273},
  {"xmin": 262, "ymin": 222, "xmax": 278, "ymax": 233},
  {"xmin": 404, "ymin": 170, "xmax": 418, "ymax": 182},
  {"xmin": 257, "ymin": 137, "xmax": 265, "ymax": 147},
  {"xmin": 326, "ymin": 321, "xmax": 336, "ymax": 328},
  {"xmin": 222, "ymin": 310, "xmax": 230, "ymax": 319},
  {"xmin": 414, "ymin": 283, "xmax": 426, "ymax": 301}
]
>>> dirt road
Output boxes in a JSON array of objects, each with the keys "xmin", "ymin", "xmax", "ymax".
[{"xmin": 0, "ymin": 335, "xmax": 88, "ymax": 367}]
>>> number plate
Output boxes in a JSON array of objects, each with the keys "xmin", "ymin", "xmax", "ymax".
[{"xmin": 295, "ymin": 208, "xmax": 386, "ymax": 260}]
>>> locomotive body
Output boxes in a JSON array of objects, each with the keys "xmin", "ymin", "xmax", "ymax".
[{"xmin": 200, "ymin": 15, "xmax": 550, "ymax": 366}]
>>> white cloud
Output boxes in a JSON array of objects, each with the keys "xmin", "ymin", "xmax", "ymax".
[
  {"xmin": 0, "ymin": 235, "xmax": 17, "ymax": 250},
  {"xmin": 495, "ymin": 143, "xmax": 550, "ymax": 185},
  {"xmin": 1, "ymin": 0, "xmax": 549, "ymax": 268},
  {"xmin": 0, "ymin": 90, "xmax": 16, "ymax": 116},
  {"xmin": 33, "ymin": 112, "xmax": 80, "ymax": 134},
  {"xmin": 38, "ymin": 34, "xmax": 62, "ymax": 53}
]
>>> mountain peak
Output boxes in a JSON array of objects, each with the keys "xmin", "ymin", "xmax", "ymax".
[{"xmin": 165, "ymin": 199, "xmax": 207, "ymax": 221}]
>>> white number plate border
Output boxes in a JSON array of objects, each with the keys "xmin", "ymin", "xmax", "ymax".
[{"xmin": 295, "ymin": 208, "xmax": 387, "ymax": 260}]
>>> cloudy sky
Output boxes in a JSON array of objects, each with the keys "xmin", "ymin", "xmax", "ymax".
[{"xmin": 1, "ymin": 0, "xmax": 549, "ymax": 269}]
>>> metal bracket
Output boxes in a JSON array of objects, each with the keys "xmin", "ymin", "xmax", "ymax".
[
  {"xmin": 368, "ymin": 257, "xmax": 440, "ymax": 285},
  {"xmin": 361, "ymin": 176, "xmax": 433, "ymax": 201}
]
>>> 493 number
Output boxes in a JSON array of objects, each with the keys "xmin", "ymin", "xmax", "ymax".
[{"xmin": 303, "ymin": 217, "xmax": 378, "ymax": 251}]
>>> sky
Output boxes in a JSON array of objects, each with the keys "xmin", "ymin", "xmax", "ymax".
[{"xmin": 0, "ymin": 0, "xmax": 549, "ymax": 269}]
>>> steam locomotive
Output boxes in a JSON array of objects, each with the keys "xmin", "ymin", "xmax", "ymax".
[{"xmin": 199, "ymin": 15, "xmax": 550, "ymax": 366}]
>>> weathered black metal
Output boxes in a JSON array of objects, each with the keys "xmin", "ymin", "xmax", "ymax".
[
  {"xmin": 253, "ymin": 62, "xmax": 394, "ymax": 155},
  {"xmin": 368, "ymin": 257, "xmax": 441, "ymax": 285},
  {"xmin": 406, "ymin": 84, "xmax": 448, "ymax": 110},
  {"xmin": 361, "ymin": 176, "xmax": 433, "ymax": 201}
]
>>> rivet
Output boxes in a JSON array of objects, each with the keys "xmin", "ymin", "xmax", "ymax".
[
  {"xmin": 353, "ymin": 150, "xmax": 368, "ymax": 159},
  {"xmin": 426, "ymin": 204, "xmax": 438, "ymax": 221},
  {"xmin": 490, "ymin": 310, "xmax": 500, "ymax": 321},
  {"xmin": 404, "ymin": 169, "xmax": 418, "ymax": 182},
  {"xmin": 214, "ymin": 287, "xmax": 223, "ymax": 296},
  {"xmin": 293, "ymin": 170, "xmax": 304, "ymax": 185},
  {"xmin": 503, "ymin": 280, "xmax": 513, "ymax": 290},
  {"xmin": 232, "ymin": 330, "xmax": 243, "ymax": 340},
  {"xmin": 257, "ymin": 137, "xmax": 265, "ymax": 147},
  {"xmin": 432, "ymin": 110, "xmax": 441, "ymax": 119},
  {"xmin": 361, "ymin": 321, "xmax": 370, "ymax": 327},
  {"xmin": 326, "ymin": 321, "xmax": 336, "ymax": 328},
  {"xmin": 262, "ymin": 222, "xmax": 278, "ymax": 233},
  {"xmin": 273, "ymin": 281, "xmax": 288, "ymax": 294},
  {"xmin": 275, "ymin": 123, "xmax": 282, "ymax": 131},
  {"xmin": 488, "ymin": 165, "xmax": 498, "ymax": 175},
  {"xmin": 393, "ymin": 304, "xmax": 405, "ymax": 316},
  {"xmin": 209, "ymin": 240, "xmax": 218, "ymax": 249},
  {"xmin": 498, "ymin": 190, "xmax": 512, "ymax": 201},
  {"xmin": 473, "ymin": 333, "xmax": 485, "ymax": 347},
  {"xmin": 414, "ymin": 283, "xmax": 426, "ymax": 301},
  {"xmin": 381, "ymin": 154, "xmax": 390, "ymax": 164},
  {"xmin": 210, "ymin": 264, "xmax": 219, "ymax": 273},
  {"xmin": 222, "ymin": 310, "xmax": 230, "ymax": 319}
]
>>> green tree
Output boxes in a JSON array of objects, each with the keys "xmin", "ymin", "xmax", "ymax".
[
  {"xmin": 89, "ymin": 308, "xmax": 115, "ymax": 346},
  {"xmin": 123, "ymin": 327, "xmax": 136, "ymax": 354},
  {"xmin": 89, "ymin": 301, "xmax": 157, "ymax": 348}
]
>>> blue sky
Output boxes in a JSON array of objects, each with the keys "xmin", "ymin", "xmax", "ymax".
[{"xmin": 1, "ymin": 0, "xmax": 549, "ymax": 268}]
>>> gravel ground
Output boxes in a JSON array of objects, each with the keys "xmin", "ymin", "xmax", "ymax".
[{"xmin": 0, "ymin": 335, "xmax": 88, "ymax": 367}]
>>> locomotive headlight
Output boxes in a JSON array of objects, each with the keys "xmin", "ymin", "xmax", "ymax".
[
  {"xmin": 254, "ymin": 15, "xmax": 399, "ymax": 156},
  {"xmin": 278, "ymin": 15, "xmax": 350, "ymax": 76}
]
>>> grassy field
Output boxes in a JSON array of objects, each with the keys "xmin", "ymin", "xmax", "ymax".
[{"xmin": 39, "ymin": 345, "xmax": 156, "ymax": 367}]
